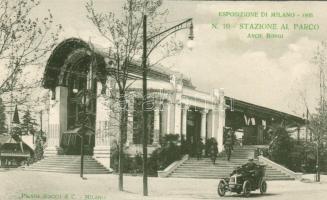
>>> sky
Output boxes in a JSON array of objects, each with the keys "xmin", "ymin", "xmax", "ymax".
[{"xmin": 4, "ymin": 0, "xmax": 327, "ymax": 117}]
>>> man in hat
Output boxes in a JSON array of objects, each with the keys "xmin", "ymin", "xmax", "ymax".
[{"xmin": 244, "ymin": 158, "xmax": 257, "ymax": 171}]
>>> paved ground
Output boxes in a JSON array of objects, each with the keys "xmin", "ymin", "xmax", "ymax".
[{"xmin": 0, "ymin": 169, "xmax": 326, "ymax": 200}]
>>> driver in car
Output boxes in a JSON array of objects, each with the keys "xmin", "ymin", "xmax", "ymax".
[
  {"xmin": 242, "ymin": 158, "xmax": 260, "ymax": 182},
  {"xmin": 243, "ymin": 159, "xmax": 257, "ymax": 171}
]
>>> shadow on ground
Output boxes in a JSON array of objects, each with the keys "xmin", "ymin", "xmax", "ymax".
[{"xmin": 221, "ymin": 193, "xmax": 279, "ymax": 198}]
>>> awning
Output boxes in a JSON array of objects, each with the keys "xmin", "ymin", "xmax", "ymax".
[{"xmin": 61, "ymin": 127, "xmax": 94, "ymax": 146}]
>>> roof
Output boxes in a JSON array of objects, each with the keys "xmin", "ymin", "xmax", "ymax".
[
  {"xmin": 225, "ymin": 96, "xmax": 304, "ymax": 125},
  {"xmin": 0, "ymin": 140, "xmax": 33, "ymax": 158},
  {"xmin": 43, "ymin": 37, "xmax": 195, "ymax": 90},
  {"xmin": 21, "ymin": 135, "xmax": 35, "ymax": 150}
]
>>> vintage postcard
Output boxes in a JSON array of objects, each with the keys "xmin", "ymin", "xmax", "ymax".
[{"xmin": 0, "ymin": 0, "xmax": 326, "ymax": 199}]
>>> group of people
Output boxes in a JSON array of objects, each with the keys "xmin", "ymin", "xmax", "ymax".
[
  {"xmin": 194, "ymin": 127, "xmax": 236, "ymax": 164},
  {"xmin": 195, "ymin": 138, "xmax": 218, "ymax": 163}
]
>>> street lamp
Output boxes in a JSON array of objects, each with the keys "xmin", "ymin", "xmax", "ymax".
[
  {"xmin": 142, "ymin": 15, "xmax": 194, "ymax": 196},
  {"xmin": 72, "ymin": 83, "xmax": 88, "ymax": 180}
]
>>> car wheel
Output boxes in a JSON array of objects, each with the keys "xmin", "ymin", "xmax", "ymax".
[
  {"xmin": 260, "ymin": 180, "xmax": 267, "ymax": 194},
  {"xmin": 217, "ymin": 180, "xmax": 226, "ymax": 197},
  {"xmin": 242, "ymin": 180, "xmax": 251, "ymax": 197}
]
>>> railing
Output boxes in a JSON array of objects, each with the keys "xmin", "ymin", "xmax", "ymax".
[{"xmin": 258, "ymin": 156, "xmax": 303, "ymax": 180}]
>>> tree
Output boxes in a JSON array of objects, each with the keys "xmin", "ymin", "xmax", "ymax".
[
  {"xmin": 86, "ymin": 0, "xmax": 183, "ymax": 192},
  {"xmin": 310, "ymin": 40, "xmax": 327, "ymax": 181},
  {"xmin": 0, "ymin": 0, "xmax": 61, "ymax": 96},
  {"xmin": 268, "ymin": 125, "xmax": 293, "ymax": 168},
  {"xmin": 0, "ymin": 98, "xmax": 6, "ymax": 134},
  {"xmin": 308, "ymin": 103, "xmax": 327, "ymax": 179},
  {"xmin": 20, "ymin": 110, "xmax": 37, "ymax": 136}
]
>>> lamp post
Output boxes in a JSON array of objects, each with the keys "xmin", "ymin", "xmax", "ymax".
[
  {"xmin": 73, "ymin": 80, "xmax": 88, "ymax": 180},
  {"xmin": 141, "ymin": 15, "xmax": 194, "ymax": 196}
]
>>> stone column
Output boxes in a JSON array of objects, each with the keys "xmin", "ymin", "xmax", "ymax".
[
  {"xmin": 181, "ymin": 105, "xmax": 189, "ymax": 141},
  {"xmin": 216, "ymin": 88, "xmax": 226, "ymax": 152},
  {"xmin": 173, "ymin": 89, "xmax": 182, "ymax": 135},
  {"xmin": 93, "ymin": 81, "xmax": 111, "ymax": 170},
  {"xmin": 162, "ymin": 101, "xmax": 171, "ymax": 135},
  {"xmin": 201, "ymin": 109, "xmax": 208, "ymax": 144},
  {"xmin": 44, "ymin": 86, "xmax": 68, "ymax": 156},
  {"xmin": 170, "ymin": 73, "xmax": 183, "ymax": 136},
  {"xmin": 153, "ymin": 102, "xmax": 161, "ymax": 145},
  {"xmin": 173, "ymin": 103, "xmax": 182, "ymax": 135}
]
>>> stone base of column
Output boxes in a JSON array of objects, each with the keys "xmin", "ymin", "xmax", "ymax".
[
  {"xmin": 44, "ymin": 146, "xmax": 63, "ymax": 156},
  {"xmin": 93, "ymin": 146, "xmax": 112, "ymax": 171}
]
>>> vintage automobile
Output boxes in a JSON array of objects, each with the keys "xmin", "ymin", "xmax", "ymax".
[{"xmin": 217, "ymin": 163, "xmax": 267, "ymax": 197}]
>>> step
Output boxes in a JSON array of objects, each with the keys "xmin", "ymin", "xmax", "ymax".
[
  {"xmin": 170, "ymin": 146, "xmax": 294, "ymax": 181},
  {"xmin": 26, "ymin": 156, "xmax": 109, "ymax": 174}
]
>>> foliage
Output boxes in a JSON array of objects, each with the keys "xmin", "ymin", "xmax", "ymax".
[
  {"xmin": 155, "ymin": 135, "xmax": 182, "ymax": 170},
  {"xmin": 33, "ymin": 130, "xmax": 44, "ymax": 161},
  {"xmin": 10, "ymin": 125, "xmax": 22, "ymax": 141},
  {"xmin": 110, "ymin": 134, "xmax": 182, "ymax": 176},
  {"xmin": 266, "ymin": 123, "xmax": 327, "ymax": 172},
  {"xmin": 0, "ymin": 98, "xmax": 6, "ymax": 134},
  {"xmin": 268, "ymin": 125, "xmax": 293, "ymax": 168},
  {"xmin": 20, "ymin": 110, "xmax": 37, "ymax": 135},
  {"xmin": 0, "ymin": 0, "xmax": 61, "ymax": 95}
]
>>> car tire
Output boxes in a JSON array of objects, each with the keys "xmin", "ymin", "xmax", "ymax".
[
  {"xmin": 242, "ymin": 180, "xmax": 251, "ymax": 197},
  {"xmin": 217, "ymin": 180, "xmax": 226, "ymax": 197},
  {"xmin": 260, "ymin": 180, "xmax": 267, "ymax": 194}
]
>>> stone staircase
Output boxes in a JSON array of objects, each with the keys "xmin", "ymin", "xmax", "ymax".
[
  {"xmin": 25, "ymin": 155, "xmax": 110, "ymax": 174},
  {"xmin": 169, "ymin": 146, "xmax": 295, "ymax": 180}
]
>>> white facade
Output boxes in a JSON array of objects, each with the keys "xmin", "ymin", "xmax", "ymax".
[{"xmin": 42, "ymin": 38, "xmax": 227, "ymax": 169}]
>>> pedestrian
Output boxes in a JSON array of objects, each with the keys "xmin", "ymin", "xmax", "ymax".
[
  {"xmin": 209, "ymin": 138, "xmax": 218, "ymax": 164},
  {"xmin": 224, "ymin": 128, "xmax": 234, "ymax": 161}
]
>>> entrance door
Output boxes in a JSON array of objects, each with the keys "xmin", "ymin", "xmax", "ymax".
[
  {"xmin": 186, "ymin": 109, "xmax": 201, "ymax": 156},
  {"xmin": 61, "ymin": 57, "xmax": 97, "ymax": 155}
]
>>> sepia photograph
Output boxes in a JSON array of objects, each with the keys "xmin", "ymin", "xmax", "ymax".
[{"xmin": 0, "ymin": 0, "xmax": 326, "ymax": 199}]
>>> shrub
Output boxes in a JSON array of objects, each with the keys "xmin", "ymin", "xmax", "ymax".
[
  {"xmin": 268, "ymin": 126, "xmax": 293, "ymax": 168},
  {"xmin": 110, "ymin": 134, "xmax": 183, "ymax": 176},
  {"xmin": 267, "ymin": 125, "xmax": 327, "ymax": 173},
  {"xmin": 34, "ymin": 131, "xmax": 44, "ymax": 161}
]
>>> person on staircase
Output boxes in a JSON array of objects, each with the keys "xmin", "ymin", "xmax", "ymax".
[
  {"xmin": 209, "ymin": 137, "xmax": 218, "ymax": 164},
  {"xmin": 224, "ymin": 128, "xmax": 235, "ymax": 161},
  {"xmin": 197, "ymin": 138, "xmax": 204, "ymax": 160}
]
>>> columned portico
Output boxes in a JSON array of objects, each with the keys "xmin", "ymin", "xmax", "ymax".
[{"xmin": 44, "ymin": 86, "xmax": 68, "ymax": 156}]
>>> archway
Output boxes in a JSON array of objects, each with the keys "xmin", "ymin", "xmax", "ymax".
[{"xmin": 59, "ymin": 50, "xmax": 97, "ymax": 155}]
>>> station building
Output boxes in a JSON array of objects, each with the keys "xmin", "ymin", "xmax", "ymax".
[{"xmin": 42, "ymin": 38, "xmax": 304, "ymax": 169}]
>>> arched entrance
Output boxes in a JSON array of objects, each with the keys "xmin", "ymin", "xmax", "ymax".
[
  {"xmin": 59, "ymin": 50, "xmax": 97, "ymax": 155},
  {"xmin": 43, "ymin": 38, "xmax": 108, "ymax": 156}
]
